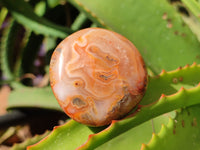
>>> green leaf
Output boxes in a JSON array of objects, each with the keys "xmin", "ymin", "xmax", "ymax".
[
  {"xmin": 0, "ymin": 7, "xmax": 8, "ymax": 27},
  {"xmin": 28, "ymin": 113, "xmax": 172, "ymax": 150},
  {"xmin": 47, "ymin": 0, "xmax": 61, "ymax": 8},
  {"xmin": 70, "ymin": 13, "xmax": 88, "ymax": 31},
  {"xmin": 96, "ymin": 112, "xmax": 175, "ymax": 150},
  {"xmin": 143, "ymin": 105, "xmax": 200, "ymax": 150},
  {"xmin": 69, "ymin": 0, "xmax": 200, "ymax": 74},
  {"xmin": 34, "ymin": 1, "xmax": 46, "ymax": 17},
  {"xmin": 27, "ymin": 120, "xmax": 97, "ymax": 150},
  {"xmin": 1, "ymin": 0, "xmax": 72, "ymax": 38},
  {"xmin": 8, "ymin": 84, "xmax": 61, "ymax": 111},
  {"xmin": 27, "ymin": 64, "xmax": 200, "ymax": 150},
  {"xmin": 0, "ymin": 20, "xmax": 30, "ymax": 81},
  {"xmin": 0, "ymin": 19, "xmax": 15, "ymax": 81},
  {"xmin": 142, "ymin": 63, "xmax": 200, "ymax": 105},
  {"xmin": 78, "ymin": 84, "xmax": 200, "ymax": 150}
]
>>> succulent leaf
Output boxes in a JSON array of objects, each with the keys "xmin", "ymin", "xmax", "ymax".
[
  {"xmin": 27, "ymin": 120, "xmax": 95, "ymax": 150},
  {"xmin": 143, "ymin": 105, "xmax": 200, "ymax": 150},
  {"xmin": 8, "ymin": 84, "xmax": 61, "ymax": 111},
  {"xmin": 27, "ymin": 64, "xmax": 200, "ymax": 150},
  {"xmin": 0, "ymin": 0, "xmax": 72, "ymax": 38},
  {"xmin": 69, "ymin": 0, "xmax": 200, "ymax": 74},
  {"xmin": 142, "ymin": 63, "xmax": 200, "ymax": 105},
  {"xmin": 0, "ymin": 20, "xmax": 30, "ymax": 81}
]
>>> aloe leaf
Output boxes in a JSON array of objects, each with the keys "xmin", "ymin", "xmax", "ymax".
[
  {"xmin": 0, "ymin": 20, "xmax": 29, "ymax": 81},
  {"xmin": 27, "ymin": 64, "xmax": 200, "ymax": 150},
  {"xmin": 143, "ymin": 105, "xmax": 200, "ymax": 150},
  {"xmin": 142, "ymin": 63, "xmax": 200, "ymax": 105},
  {"xmin": 34, "ymin": 1, "xmax": 46, "ymax": 17},
  {"xmin": 27, "ymin": 120, "xmax": 96, "ymax": 150},
  {"xmin": 0, "ymin": 0, "xmax": 72, "ymax": 38},
  {"xmin": 0, "ymin": 7, "xmax": 8, "ymax": 27},
  {"xmin": 28, "ymin": 84, "xmax": 200, "ymax": 150},
  {"xmin": 8, "ymin": 84, "xmax": 61, "ymax": 111},
  {"xmin": 78, "ymin": 85, "xmax": 200, "ymax": 149},
  {"xmin": 10, "ymin": 131, "xmax": 50, "ymax": 150},
  {"xmin": 95, "ymin": 112, "xmax": 175, "ymax": 150},
  {"xmin": 47, "ymin": 0, "xmax": 61, "ymax": 8},
  {"xmin": 69, "ymin": 0, "xmax": 200, "ymax": 74},
  {"xmin": 70, "ymin": 13, "xmax": 88, "ymax": 31},
  {"xmin": 181, "ymin": 0, "xmax": 200, "ymax": 22},
  {"xmin": 0, "ymin": 19, "xmax": 14, "ymax": 81},
  {"xmin": 28, "ymin": 114, "xmax": 172, "ymax": 150}
]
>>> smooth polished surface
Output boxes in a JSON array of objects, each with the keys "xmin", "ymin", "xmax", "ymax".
[{"xmin": 50, "ymin": 28, "xmax": 147, "ymax": 126}]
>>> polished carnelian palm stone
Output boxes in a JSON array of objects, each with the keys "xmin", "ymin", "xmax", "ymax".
[{"xmin": 50, "ymin": 28, "xmax": 147, "ymax": 126}]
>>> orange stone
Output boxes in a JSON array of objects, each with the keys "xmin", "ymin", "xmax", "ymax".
[{"xmin": 49, "ymin": 28, "xmax": 147, "ymax": 126}]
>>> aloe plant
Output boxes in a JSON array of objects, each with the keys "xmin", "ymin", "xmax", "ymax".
[{"xmin": 0, "ymin": 0, "xmax": 200, "ymax": 149}]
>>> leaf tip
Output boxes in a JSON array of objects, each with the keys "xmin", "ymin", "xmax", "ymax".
[
  {"xmin": 184, "ymin": 64, "xmax": 190, "ymax": 68},
  {"xmin": 160, "ymin": 69, "xmax": 167, "ymax": 75},
  {"xmin": 192, "ymin": 62, "xmax": 197, "ymax": 66},
  {"xmin": 152, "ymin": 132, "xmax": 159, "ymax": 139},
  {"xmin": 179, "ymin": 87, "xmax": 186, "ymax": 92},
  {"xmin": 160, "ymin": 94, "xmax": 166, "ymax": 99},
  {"xmin": 177, "ymin": 66, "xmax": 182, "ymax": 71},
  {"xmin": 141, "ymin": 143, "xmax": 148, "ymax": 150}
]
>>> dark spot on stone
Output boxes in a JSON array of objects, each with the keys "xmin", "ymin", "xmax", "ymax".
[
  {"xmin": 56, "ymin": 48, "xmax": 62, "ymax": 52},
  {"xmin": 105, "ymin": 55, "xmax": 119, "ymax": 66},
  {"xmin": 98, "ymin": 72, "xmax": 115, "ymax": 81},
  {"xmin": 81, "ymin": 113, "xmax": 96, "ymax": 126},
  {"xmin": 108, "ymin": 94, "xmax": 128, "ymax": 115},
  {"xmin": 72, "ymin": 98, "xmax": 86, "ymax": 108},
  {"xmin": 99, "ymin": 74, "xmax": 109, "ymax": 80},
  {"xmin": 81, "ymin": 113, "xmax": 90, "ymax": 120},
  {"xmin": 106, "ymin": 55, "xmax": 115, "ymax": 62}
]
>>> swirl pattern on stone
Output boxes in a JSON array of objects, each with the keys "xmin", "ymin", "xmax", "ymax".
[{"xmin": 50, "ymin": 28, "xmax": 147, "ymax": 126}]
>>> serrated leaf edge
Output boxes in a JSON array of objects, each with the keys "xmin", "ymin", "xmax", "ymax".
[
  {"xmin": 27, "ymin": 120, "xmax": 75, "ymax": 150},
  {"xmin": 141, "ymin": 118, "xmax": 174, "ymax": 150},
  {"xmin": 27, "ymin": 63, "xmax": 200, "ymax": 150},
  {"xmin": 77, "ymin": 63, "xmax": 200, "ymax": 150}
]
